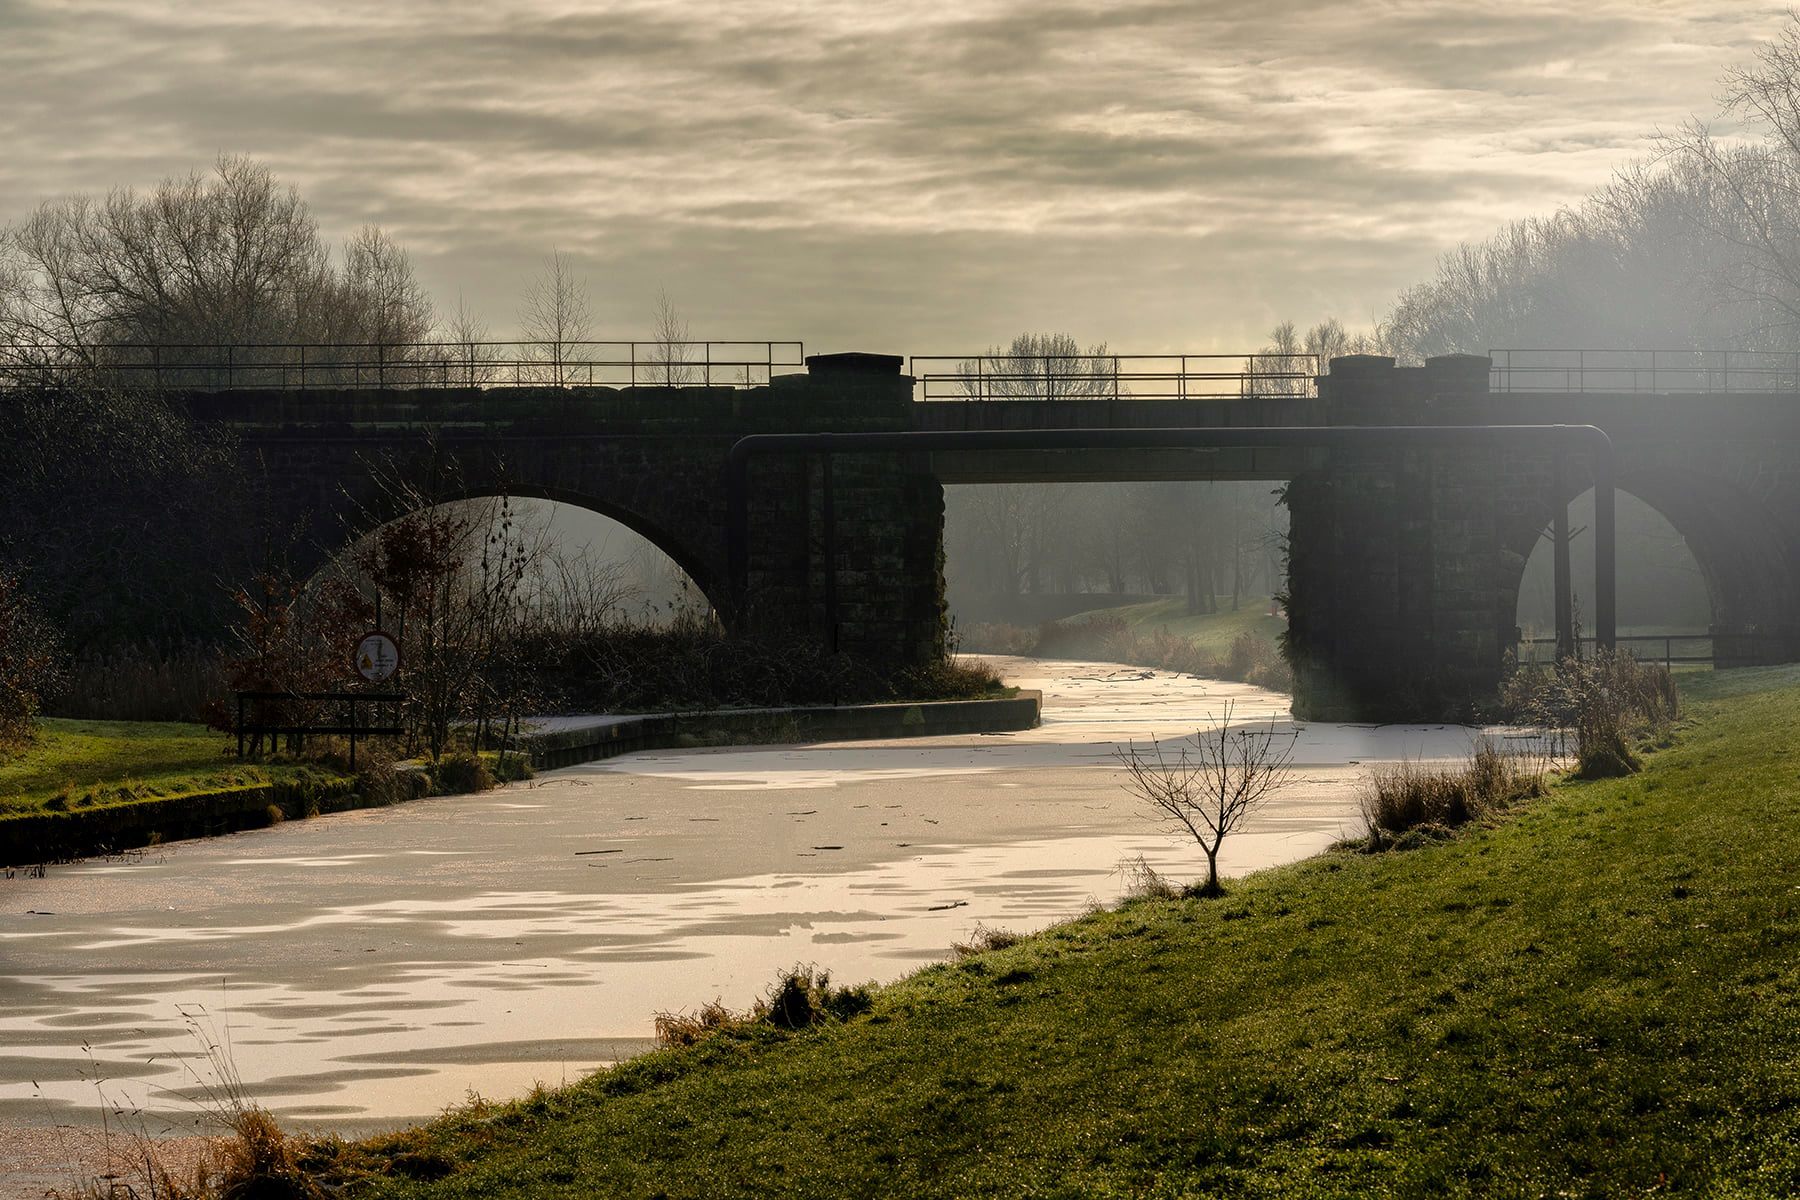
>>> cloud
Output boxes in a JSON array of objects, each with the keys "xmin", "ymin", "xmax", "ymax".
[{"xmin": 0, "ymin": 0, "xmax": 1782, "ymax": 348}]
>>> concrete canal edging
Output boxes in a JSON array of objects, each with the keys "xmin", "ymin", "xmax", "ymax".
[
  {"xmin": 2, "ymin": 777, "xmax": 374, "ymax": 865},
  {"xmin": 524, "ymin": 692, "xmax": 1044, "ymax": 769},
  {"xmin": 1, "ymin": 693, "xmax": 1042, "ymax": 864}
]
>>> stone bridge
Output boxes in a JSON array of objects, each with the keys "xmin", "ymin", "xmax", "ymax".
[{"xmin": 177, "ymin": 351, "xmax": 1800, "ymax": 721}]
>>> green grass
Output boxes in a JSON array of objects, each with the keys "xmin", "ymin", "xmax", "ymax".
[
  {"xmin": 1064, "ymin": 594, "xmax": 1287, "ymax": 658},
  {"xmin": 0, "ymin": 717, "xmax": 271, "ymax": 814},
  {"xmin": 314, "ymin": 665, "xmax": 1800, "ymax": 1198}
]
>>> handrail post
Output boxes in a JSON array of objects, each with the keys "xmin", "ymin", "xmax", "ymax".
[{"xmin": 1553, "ymin": 453, "xmax": 1574, "ymax": 660}]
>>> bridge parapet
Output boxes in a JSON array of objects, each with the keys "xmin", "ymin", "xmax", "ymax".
[{"xmin": 15, "ymin": 344, "xmax": 1800, "ymax": 721}]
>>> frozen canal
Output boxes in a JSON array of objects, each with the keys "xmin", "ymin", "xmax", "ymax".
[{"xmin": 0, "ymin": 656, "xmax": 1503, "ymax": 1155}]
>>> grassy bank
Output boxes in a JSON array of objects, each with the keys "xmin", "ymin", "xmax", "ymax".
[
  {"xmin": 301, "ymin": 666, "xmax": 1800, "ymax": 1197},
  {"xmin": 0, "ymin": 718, "xmax": 364, "ymax": 862},
  {"xmin": 0, "ymin": 718, "xmax": 286, "ymax": 814}
]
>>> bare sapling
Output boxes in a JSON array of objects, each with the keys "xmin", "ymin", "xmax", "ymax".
[{"xmin": 1116, "ymin": 702, "xmax": 1297, "ymax": 897}]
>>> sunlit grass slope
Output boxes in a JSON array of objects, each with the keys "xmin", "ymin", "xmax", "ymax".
[
  {"xmin": 0, "ymin": 718, "xmax": 262, "ymax": 813},
  {"xmin": 337, "ymin": 666, "xmax": 1800, "ymax": 1197}
]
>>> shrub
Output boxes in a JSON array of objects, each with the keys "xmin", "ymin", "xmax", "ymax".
[
  {"xmin": 653, "ymin": 964, "xmax": 873, "ymax": 1048},
  {"xmin": 953, "ymin": 924, "xmax": 1026, "ymax": 958},
  {"xmin": 212, "ymin": 1104, "xmax": 325, "ymax": 1199},
  {"xmin": 1029, "ymin": 615, "xmax": 1133, "ymax": 662},
  {"xmin": 895, "ymin": 654, "xmax": 1006, "ymax": 701},
  {"xmin": 1359, "ymin": 739, "xmax": 1549, "ymax": 848},
  {"xmin": 1116, "ymin": 854, "xmax": 1183, "ymax": 901},
  {"xmin": 653, "ymin": 1000, "xmax": 739, "ymax": 1049},
  {"xmin": 1500, "ymin": 650, "xmax": 1678, "ymax": 778},
  {"xmin": 1223, "ymin": 630, "xmax": 1294, "ymax": 690},
  {"xmin": 508, "ymin": 612, "xmax": 1002, "ymax": 714},
  {"xmin": 490, "ymin": 752, "xmax": 535, "ymax": 784},
  {"xmin": 1139, "ymin": 627, "xmax": 1212, "ymax": 675},
  {"xmin": 429, "ymin": 752, "xmax": 495, "ymax": 796},
  {"xmin": 955, "ymin": 622, "xmax": 1039, "ymax": 656}
]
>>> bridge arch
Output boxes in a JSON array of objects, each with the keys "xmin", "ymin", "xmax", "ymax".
[
  {"xmin": 273, "ymin": 438, "xmax": 740, "ymax": 629},
  {"xmin": 1500, "ymin": 459, "xmax": 1800, "ymax": 661},
  {"xmin": 452, "ymin": 485, "xmax": 723, "ymax": 618},
  {"xmin": 320, "ymin": 487, "xmax": 722, "ymax": 621}
]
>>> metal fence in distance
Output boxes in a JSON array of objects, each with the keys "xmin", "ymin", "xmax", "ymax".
[
  {"xmin": 908, "ymin": 354, "xmax": 1321, "ymax": 401},
  {"xmin": 1517, "ymin": 633, "xmax": 1794, "ymax": 668},
  {"xmin": 1491, "ymin": 349, "xmax": 1800, "ymax": 394},
  {"xmin": 0, "ymin": 341, "xmax": 807, "ymax": 391}
]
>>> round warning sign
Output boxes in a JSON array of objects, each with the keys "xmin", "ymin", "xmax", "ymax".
[{"xmin": 354, "ymin": 631, "xmax": 400, "ymax": 682}]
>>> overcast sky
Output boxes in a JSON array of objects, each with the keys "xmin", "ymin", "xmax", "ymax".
[{"xmin": 0, "ymin": 0, "xmax": 1784, "ymax": 356}]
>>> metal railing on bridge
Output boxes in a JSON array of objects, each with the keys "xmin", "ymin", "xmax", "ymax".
[
  {"xmin": 1491, "ymin": 348, "xmax": 1800, "ymax": 394},
  {"xmin": 908, "ymin": 353, "xmax": 1320, "ymax": 401},
  {"xmin": 0, "ymin": 340, "xmax": 807, "ymax": 391}
]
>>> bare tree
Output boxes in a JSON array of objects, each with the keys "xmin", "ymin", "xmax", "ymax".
[
  {"xmin": 1655, "ymin": 16, "xmax": 1800, "ymax": 337},
  {"xmin": 1246, "ymin": 321, "xmax": 1304, "ymax": 396},
  {"xmin": 335, "ymin": 226, "xmax": 437, "ymax": 347},
  {"xmin": 524, "ymin": 544, "xmax": 639, "ymax": 639},
  {"xmin": 958, "ymin": 331, "xmax": 1114, "ymax": 401},
  {"xmin": 1375, "ymin": 19, "xmax": 1800, "ymax": 365},
  {"xmin": 443, "ymin": 291, "xmax": 497, "ymax": 386},
  {"xmin": 647, "ymin": 288, "xmax": 698, "ymax": 386},
  {"xmin": 519, "ymin": 250, "xmax": 592, "ymax": 385},
  {"xmin": 0, "ymin": 250, "xmax": 32, "ymax": 369},
  {"xmin": 1116, "ymin": 703, "xmax": 1297, "ymax": 896},
  {"xmin": 0, "ymin": 156, "xmax": 436, "ymax": 383},
  {"xmin": 946, "ymin": 482, "xmax": 1077, "ymax": 596},
  {"xmin": 1247, "ymin": 319, "xmax": 1377, "ymax": 395}
]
